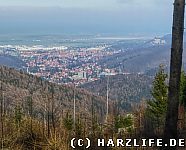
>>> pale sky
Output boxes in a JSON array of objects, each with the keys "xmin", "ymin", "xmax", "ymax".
[
  {"xmin": 0, "ymin": 0, "xmax": 170, "ymax": 9},
  {"xmin": 0, "ymin": 0, "xmax": 176, "ymax": 35}
]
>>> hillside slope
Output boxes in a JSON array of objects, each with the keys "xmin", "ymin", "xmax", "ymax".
[
  {"xmin": 0, "ymin": 55, "xmax": 26, "ymax": 69},
  {"xmin": 99, "ymin": 38, "xmax": 186, "ymax": 73},
  {"xmin": 81, "ymin": 74, "xmax": 153, "ymax": 111},
  {"xmin": 0, "ymin": 65, "xmax": 107, "ymax": 121}
]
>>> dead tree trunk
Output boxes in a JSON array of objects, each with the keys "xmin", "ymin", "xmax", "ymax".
[{"xmin": 162, "ymin": 0, "xmax": 185, "ymax": 150}]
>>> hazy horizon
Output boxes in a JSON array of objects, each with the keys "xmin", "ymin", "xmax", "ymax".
[{"xmin": 0, "ymin": 0, "xmax": 178, "ymax": 36}]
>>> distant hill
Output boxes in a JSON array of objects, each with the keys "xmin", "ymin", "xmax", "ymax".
[
  {"xmin": 81, "ymin": 74, "xmax": 153, "ymax": 111},
  {"xmin": 160, "ymin": 33, "xmax": 186, "ymax": 44},
  {"xmin": 98, "ymin": 45, "xmax": 170, "ymax": 72},
  {"xmin": 0, "ymin": 65, "xmax": 107, "ymax": 121},
  {"xmin": 0, "ymin": 55, "xmax": 26, "ymax": 69},
  {"xmin": 142, "ymin": 33, "xmax": 186, "ymax": 47},
  {"xmin": 98, "ymin": 35, "xmax": 186, "ymax": 73}
]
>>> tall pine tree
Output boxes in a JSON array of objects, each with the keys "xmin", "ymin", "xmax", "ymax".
[
  {"xmin": 147, "ymin": 65, "xmax": 168, "ymax": 131},
  {"xmin": 180, "ymin": 71, "xmax": 186, "ymax": 106}
]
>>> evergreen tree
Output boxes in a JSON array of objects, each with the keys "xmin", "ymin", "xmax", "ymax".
[
  {"xmin": 114, "ymin": 114, "xmax": 133, "ymax": 132},
  {"xmin": 178, "ymin": 71, "xmax": 186, "ymax": 130},
  {"xmin": 146, "ymin": 65, "xmax": 168, "ymax": 129},
  {"xmin": 63, "ymin": 112, "xmax": 73, "ymax": 131},
  {"xmin": 15, "ymin": 105, "xmax": 22, "ymax": 128},
  {"xmin": 179, "ymin": 71, "xmax": 186, "ymax": 106},
  {"xmin": 75, "ymin": 116, "xmax": 83, "ymax": 138}
]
